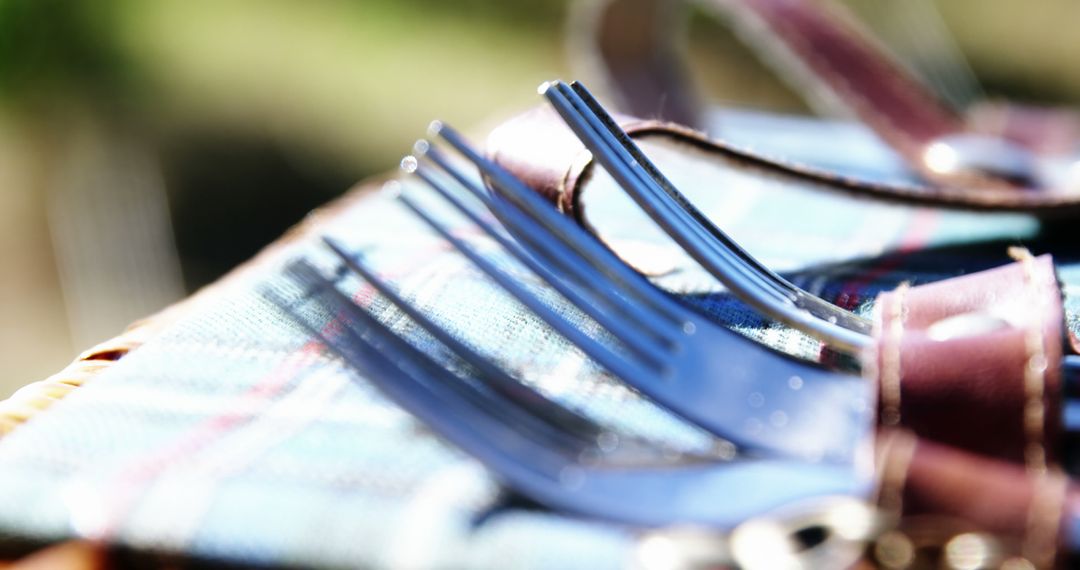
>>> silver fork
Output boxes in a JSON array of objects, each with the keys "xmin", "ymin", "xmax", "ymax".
[
  {"xmin": 273, "ymin": 252, "xmax": 869, "ymax": 533},
  {"xmin": 540, "ymin": 80, "xmax": 1080, "ymax": 384},
  {"xmin": 541, "ymin": 80, "xmax": 873, "ymax": 352},
  {"xmin": 387, "ymin": 124, "xmax": 872, "ymax": 463}
]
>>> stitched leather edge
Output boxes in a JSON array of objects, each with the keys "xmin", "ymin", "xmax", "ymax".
[
  {"xmin": 878, "ymin": 282, "xmax": 909, "ymax": 428},
  {"xmin": 873, "ymin": 428, "xmax": 918, "ymax": 517},
  {"xmin": 1010, "ymin": 247, "xmax": 1052, "ymax": 474},
  {"xmin": 1024, "ymin": 468, "xmax": 1068, "ymax": 569}
]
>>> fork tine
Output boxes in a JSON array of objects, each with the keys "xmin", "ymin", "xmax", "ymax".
[
  {"xmin": 566, "ymin": 80, "xmax": 874, "ymax": 341},
  {"xmin": 566, "ymin": 82, "xmax": 786, "ymax": 289},
  {"xmin": 544, "ymin": 81, "xmax": 873, "ymax": 350},
  {"xmin": 541, "ymin": 82, "xmax": 778, "ymax": 298},
  {"xmin": 281, "ymin": 261, "xmax": 874, "ymax": 530},
  {"xmin": 396, "ymin": 193, "xmax": 664, "ymax": 387},
  {"xmin": 404, "ymin": 164, "xmax": 671, "ymax": 370},
  {"xmin": 320, "ymin": 236, "xmax": 615, "ymax": 441},
  {"xmin": 565, "ymin": 80, "xmax": 817, "ymax": 303},
  {"xmin": 281, "ymin": 259, "xmax": 592, "ymax": 460},
  {"xmin": 418, "ymin": 144, "xmax": 680, "ymax": 348},
  {"xmin": 277, "ymin": 261, "xmax": 843, "ymax": 531},
  {"xmin": 428, "ymin": 122, "xmax": 690, "ymax": 329}
]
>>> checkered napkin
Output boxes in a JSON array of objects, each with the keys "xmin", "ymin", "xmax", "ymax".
[{"xmin": 0, "ymin": 111, "xmax": 1076, "ymax": 568}]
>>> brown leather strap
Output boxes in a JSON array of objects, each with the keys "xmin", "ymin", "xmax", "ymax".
[
  {"xmin": 574, "ymin": 0, "xmax": 1080, "ymax": 211},
  {"xmin": 487, "ymin": 105, "xmax": 1080, "ymax": 217},
  {"xmin": 866, "ymin": 254, "xmax": 1067, "ymax": 467},
  {"xmin": 701, "ymin": 0, "xmax": 1080, "ymax": 192},
  {"xmin": 568, "ymin": 0, "xmax": 700, "ymax": 127},
  {"xmin": 708, "ymin": 0, "xmax": 962, "ymax": 163},
  {"xmin": 698, "ymin": 0, "xmax": 995, "ymax": 184},
  {"xmin": 969, "ymin": 100, "xmax": 1080, "ymax": 156},
  {"xmin": 879, "ymin": 431, "xmax": 1074, "ymax": 567}
]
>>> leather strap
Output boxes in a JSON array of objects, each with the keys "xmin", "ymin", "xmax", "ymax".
[
  {"xmin": 698, "ymin": 0, "xmax": 988, "ymax": 184},
  {"xmin": 568, "ymin": 0, "xmax": 700, "ymax": 127},
  {"xmin": 712, "ymin": 0, "xmax": 1080, "ymax": 160},
  {"xmin": 702, "ymin": 0, "xmax": 1080, "ymax": 189},
  {"xmin": 968, "ymin": 100, "xmax": 1080, "ymax": 156},
  {"xmin": 878, "ymin": 430, "xmax": 1074, "ymax": 568},
  {"xmin": 487, "ymin": 105, "xmax": 1080, "ymax": 217},
  {"xmin": 866, "ymin": 253, "xmax": 1067, "ymax": 468},
  {"xmin": 571, "ymin": 0, "xmax": 1080, "ymax": 212}
]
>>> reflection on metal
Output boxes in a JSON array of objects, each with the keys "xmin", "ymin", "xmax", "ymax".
[
  {"xmin": 730, "ymin": 496, "xmax": 880, "ymax": 569},
  {"xmin": 633, "ymin": 497, "xmax": 882, "ymax": 569},
  {"xmin": 632, "ymin": 527, "xmax": 732, "ymax": 570}
]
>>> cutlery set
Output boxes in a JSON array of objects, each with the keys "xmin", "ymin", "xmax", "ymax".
[{"xmin": 272, "ymin": 80, "xmax": 1080, "ymax": 565}]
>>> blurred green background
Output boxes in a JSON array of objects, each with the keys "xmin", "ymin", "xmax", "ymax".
[{"xmin": 2, "ymin": 0, "xmax": 1079, "ymax": 397}]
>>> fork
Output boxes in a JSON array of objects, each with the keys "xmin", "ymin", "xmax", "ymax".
[
  {"xmin": 541, "ymin": 80, "xmax": 873, "ymax": 352},
  {"xmin": 382, "ymin": 124, "xmax": 871, "ymax": 463},
  {"xmin": 539, "ymin": 79, "xmax": 1080, "ymax": 382},
  {"xmin": 273, "ymin": 253, "xmax": 868, "ymax": 532}
]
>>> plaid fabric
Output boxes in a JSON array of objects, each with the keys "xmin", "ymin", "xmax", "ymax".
[{"xmin": 0, "ymin": 110, "xmax": 1077, "ymax": 568}]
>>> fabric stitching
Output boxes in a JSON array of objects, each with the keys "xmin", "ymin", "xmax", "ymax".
[
  {"xmin": 1010, "ymin": 248, "xmax": 1049, "ymax": 475},
  {"xmin": 541, "ymin": 113, "xmax": 1080, "ymax": 211},
  {"xmin": 1007, "ymin": 249, "xmax": 1061, "ymax": 566},
  {"xmin": 874, "ymin": 429, "xmax": 917, "ymax": 516},
  {"xmin": 880, "ymin": 283, "xmax": 908, "ymax": 427},
  {"xmin": 1023, "ymin": 468, "xmax": 1067, "ymax": 568}
]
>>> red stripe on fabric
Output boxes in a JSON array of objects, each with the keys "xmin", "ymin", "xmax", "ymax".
[
  {"xmin": 92, "ymin": 237, "xmax": 475, "ymax": 539},
  {"xmin": 92, "ymin": 341, "xmax": 322, "ymax": 540},
  {"xmin": 835, "ymin": 208, "xmax": 940, "ymax": 311},
  {"xmin": 821, "ymin": 208, "xmax": 939, "ymax": 365}
]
